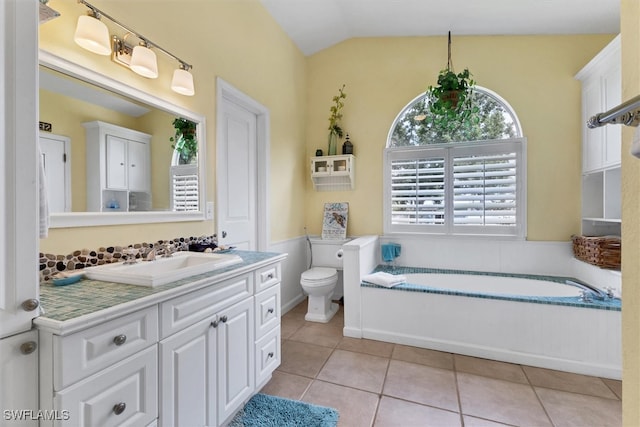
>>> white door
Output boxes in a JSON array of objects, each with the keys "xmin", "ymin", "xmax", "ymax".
[
  {"xmin": 217, "ymin": 298, "xmax": 254, "ymax": 425},
  {"xmin": 39, "ymin": 133, "xmax": 71, "ymax": 212},
  {"xmin": 106, "ymin": 135, "xmax": 127, "ymax": 190},
  {"xmin": 0, "ymin": 0, "xmax": 40, "ymax": 339},
  {"xmin": 0, "ymin": 330, "xmax": 39, "ymax": 426},
  {"xmin": 217, "ymin": 93, "xmax": 258, "ymax": 250},
  {"xmin": 159, "ymin": 316, "xmax": 217, "ymax": 427}
]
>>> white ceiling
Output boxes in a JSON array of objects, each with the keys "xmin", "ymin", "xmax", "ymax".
[{"xmin": 260, "ymin": 0, "xmax": 620, "ymax": 56}]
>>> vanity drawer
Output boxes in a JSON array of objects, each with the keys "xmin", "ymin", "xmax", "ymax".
[
  {"xmin": 53, "ymin": 306, "xmax": 158, "ymax": 390},
  {"xmin": 55, "ymin": 345, "xmax": 157, "ymax": 427},
  {"xmin": 254, "ymin": 283, "xmax": 280, "ymax": 339},
  {"xmin": 255, "ymin": 262, "xmax": 281, "ymax": 293},
  {"xmin": 160, "ymin": 272, "xmax": 253, "ymax": 339},
  {"xmin": 255, "ymin": 326, "xmax": 280, "ymax": 387}
]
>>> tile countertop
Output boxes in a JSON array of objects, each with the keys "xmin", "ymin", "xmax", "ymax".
[{"xmin": 35, "ymin": 250, "xmax": 287, "ymax": 335}]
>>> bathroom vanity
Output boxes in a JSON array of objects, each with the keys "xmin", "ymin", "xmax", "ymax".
[{"xmin": 34, "ymin": 251, "xmax": 285, "ymax": 427}]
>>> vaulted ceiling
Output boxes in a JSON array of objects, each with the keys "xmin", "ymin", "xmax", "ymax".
[{"xmin": 260, "ymin": 0, "xmax": 620, "ymax": 55}]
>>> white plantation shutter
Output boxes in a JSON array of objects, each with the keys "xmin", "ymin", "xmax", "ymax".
[
  {"xmin": 385, "ymin": 139, "xmax": 525, "ymax": 237},
  {"xmin": 171, "ymin": 164, "xmax": 199, "ymax": 211}
]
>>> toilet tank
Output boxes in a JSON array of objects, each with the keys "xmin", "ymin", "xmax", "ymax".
[{"xmin": 309, "ymin": 237, "xmax": 351, "ymax": 269}]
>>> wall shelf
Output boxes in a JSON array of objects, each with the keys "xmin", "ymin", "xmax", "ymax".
[{"xmin": 311, "ymin": 154, "xmax": 355, "ymax": 191}]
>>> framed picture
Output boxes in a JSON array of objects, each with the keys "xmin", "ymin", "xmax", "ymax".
[{"xmin": 321, "ymin": 202, "xmax": 348, "ymax": 240}]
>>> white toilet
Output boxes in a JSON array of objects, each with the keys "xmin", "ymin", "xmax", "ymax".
[{"xmin": 300, "ymin": 237, "xmax": 349, "ymax": 322}]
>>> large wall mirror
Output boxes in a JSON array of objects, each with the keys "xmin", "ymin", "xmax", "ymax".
[{"xmin": 39, "ymin": 50, "xmax": 206, "ymax": 228}]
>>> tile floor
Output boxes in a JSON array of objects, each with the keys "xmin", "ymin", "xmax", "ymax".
[{"xmin": 260, "ymin": 299, "xmax": 622, "ymax": 427}]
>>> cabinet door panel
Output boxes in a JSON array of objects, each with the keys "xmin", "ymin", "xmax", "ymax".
[
  {"xmin": 105, "ymin": 135, "xmax": 128, "ymax": 189},
  {"xmin": 127, "ymin": 139, "xmax": 149, "ymax": 192},
  {"xmin": 603, "ymin": 62, "xmax": 622, "ymax": 167},
  {"xmin": 217, "ymin": 298, "xmax": 254, "ymax": 424},
  {"xmin": 159, "ymin": 317, "xmax": 216, "ymax": 427}
]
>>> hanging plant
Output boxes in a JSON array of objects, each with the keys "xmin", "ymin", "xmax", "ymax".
[
  {"xmin": 170, "ymin": 118, "xmax": 198, "ymax": 164},
  {"xmin": 424, "ymin": 32, "xmax": 479, "ymax": 135}
]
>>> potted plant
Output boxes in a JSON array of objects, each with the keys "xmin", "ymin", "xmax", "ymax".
[
  {"xmin": 425, "ymin": 32, "xmax": 478, "ymax": 135},
  {"xmin": 170, "ymin": 118, "xmax": 198, "ymax": 164},
  {"xmin": 327, "ymin": 84, "xmax": 347, "ymax": 155}
]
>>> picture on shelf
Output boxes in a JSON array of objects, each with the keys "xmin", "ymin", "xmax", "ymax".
[{"xmin": 322, "ymin": 202, "xmax": 349, "ymax": 240}]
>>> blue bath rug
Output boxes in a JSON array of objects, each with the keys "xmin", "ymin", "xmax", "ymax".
[{"xmin": 228, "ymin": 393, "xmax": 339, "ymax": 427}]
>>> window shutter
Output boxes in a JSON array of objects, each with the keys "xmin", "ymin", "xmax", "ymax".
[
  {"xmin": 390, "ymin": 157, "xmax": 445, "ymax": 226},
  {"xmin": 171, "ymin": 165, "xmax": 199, "ymax": 211},
  {"xmin": 452, "ymin": 151, "xmax": 517, "ymax": 227}
]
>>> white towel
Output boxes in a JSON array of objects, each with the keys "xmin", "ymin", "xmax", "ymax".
[
  {"xmin": 38, "ymin": 147, "xmax": 49, "ymax": 238},
  {"xmin": 362, "ymin": 272, "xmax": 406, "ymax": 288}
]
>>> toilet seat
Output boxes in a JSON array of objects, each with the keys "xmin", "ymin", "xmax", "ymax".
[{"xmin": 300, "ymin": 267, "xmax": 337, "ymax": 287}]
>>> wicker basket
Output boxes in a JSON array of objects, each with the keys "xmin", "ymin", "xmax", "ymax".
[{"xmin": 571, "ymin": 235, "xmax": 621, "ymax": 269}]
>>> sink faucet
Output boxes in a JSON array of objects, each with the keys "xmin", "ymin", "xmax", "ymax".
[{"xmin": 144, "ymin": 243, "xmax": 174, "ymax": 261}]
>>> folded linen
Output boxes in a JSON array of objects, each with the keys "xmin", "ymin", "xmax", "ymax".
[{"xmin": 362, "ymin": 271, "xmax": 406, "ymax": 288}]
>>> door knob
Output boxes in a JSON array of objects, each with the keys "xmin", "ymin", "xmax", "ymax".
[
  {"xmin": 20, "ymin": 341, "xmax": 37, "ymax": 355},
  {"xmin": 21, "ymin": 299, "xmax": 39, "ymax": 312}
]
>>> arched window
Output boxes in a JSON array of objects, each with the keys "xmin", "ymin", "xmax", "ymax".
[{"xmin": 384, "ymin": 87, "xmax": 526, "ymax": 237}]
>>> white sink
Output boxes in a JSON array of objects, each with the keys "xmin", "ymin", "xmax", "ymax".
[{"xmin": 84, "ymin": 251, "xmax": 243, "ymax": 287}]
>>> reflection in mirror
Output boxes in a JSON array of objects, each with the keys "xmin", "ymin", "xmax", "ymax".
[{"xmin": 39, "ymin": 51, "xmax": 206, "ymax": 227}]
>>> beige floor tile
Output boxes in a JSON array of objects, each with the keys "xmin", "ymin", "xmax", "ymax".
[
  {"xmin": 454, "ymin": 354, "xmax": 528, "ymax": 384},
  {"xmin": 317, "ymin": 349, "xmax": 389, "ymax": 393},
  {"xmin": 302, "ymin": 380, "xmax": 379, "ymax": 427},
  {"xmin": 374, "ymin": 396, "xmax": 461, "ymax": 427},
  {"xmin": 278, "ymin": 340, "xmax": 333, "ymax": 378},
  {"xmin": 337, "ymin": 337, "xmax": 395, "ymax": 358},
  {"xmin": 392, "ymin": 344, "xmax": 454, "ymax": 370},
  {"xmin": 383, "ymin": 360, "xmax": 459, "ymax": 412},
  {"xmin": 536, "ymin": 387, "xmax": 622, "ymax": 427},
  {"xmin": 289, "ymin": 322, "xmax": 344, "ymax": 348},
  {"xmin": 522, "ymin": 365, "xmax": 618, "ymax": 399},
  {"xmin": 461, "ymin": 415, "xmax": 514, "ymax": 427},
  {"xmin": 603, "ymin": 378, "xmax": 622, "ymax": 399},
  {"xmin": 259, "ymin": 371, "xmax": 312, "ymax": 400},
  {"xmin": 280, "ymin": 316, "xmax": 305, "ymax": 339},
  {"xmin": 457, "ymin": 372, "xmax": 551, "ymax": 426}
]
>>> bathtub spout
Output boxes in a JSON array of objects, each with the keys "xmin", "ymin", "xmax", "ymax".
[{"xmin": 566, "ymin": 279, "xmax": 608, "ymax": 301}]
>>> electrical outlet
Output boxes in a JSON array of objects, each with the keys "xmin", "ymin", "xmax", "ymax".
[{"xmin": 206, "ymin": 202, "xmax": 214, "ymax": 220}]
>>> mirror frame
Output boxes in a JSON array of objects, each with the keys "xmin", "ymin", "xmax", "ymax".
[{"xmin": 39, "ymin": 50, "xmax": 207, "ymax": 228}]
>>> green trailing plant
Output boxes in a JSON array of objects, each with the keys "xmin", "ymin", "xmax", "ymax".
[
  {"xmin": 170, "ymin": 118, "xmax": 198, "ymax": 164},
  {"xmin": 425, "ymin": 32, "xmax": 479, "ymax": 137}
]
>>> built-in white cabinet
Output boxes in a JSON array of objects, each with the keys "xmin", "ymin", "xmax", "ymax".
[
  {"xmin": 83, "ymin": 121, "xmax": 152, "ymax": 212},
  {"xmin": 37, "ymin": 259, "xmax": 283, "ymax": 427},
  {"xmin": 575, "ymin": 35, "xmax": 621, "ymax": 236},
  {"xmin": 311, "ymin": 154, "xmax": 355, "ymax": 191}
]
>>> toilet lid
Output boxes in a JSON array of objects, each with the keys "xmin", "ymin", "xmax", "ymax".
[{"xmin": 301, "ymin": 267, "xmax": 337, "ymax": 281}]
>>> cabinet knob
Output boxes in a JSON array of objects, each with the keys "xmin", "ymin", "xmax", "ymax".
[
  {"xmin": 131, "ymin": 164, "xmax": 136, "ymax": 167},
  {"xmin": 267, "ymin": 273, "xmax": 274, "ymax": 279},
  {"xmin": 220, "ymin": 315, "xmax": 228, "ymax": 323},
  {"xmin": 113, "ymin": 402, "xmax": 126, "ymax": 415},
  {"xmin": 267, "ymin": 352, "xmax": 274, "ymax": 359},
  {"xmin": 21, "ymin": 299, "xmax": 39, "ymax": 312},
  {"xmin": 211, "ymin": 320, "xmax": 219, "ymax": 328},
  {"xmin": 20, "ymin": 341, "xmax": 37, "ymax": 355},
  {"xmin": 113, "ymin": 334, "xmax": 127, "ymax": 346},
  {"xmin": 267, "ymin": 308, "xmax": 274, "ymax": 314}
]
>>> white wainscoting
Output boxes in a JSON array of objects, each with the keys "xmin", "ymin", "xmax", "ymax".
[{"xmin": 268, "ymin": 237, "xmax": 307, "ymax": 314}]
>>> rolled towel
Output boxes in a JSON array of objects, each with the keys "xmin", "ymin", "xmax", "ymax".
[{"xmin": 362, "ymin": 271, "xmax": 407, "ymax": 288}]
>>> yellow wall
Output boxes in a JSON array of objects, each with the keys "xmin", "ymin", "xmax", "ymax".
[
  {"xmin": 621, "ymin": 0, "xmax": 640, "ymax": 424},
  {"xmin": 304, "ymin": 35, "xmax": 614, "ymax": 240},
  {"xmin": 38, "ymin": 0, "xmax": 307, "ymax": 254}
]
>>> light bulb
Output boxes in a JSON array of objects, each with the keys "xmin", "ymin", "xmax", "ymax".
[
  {"xmin": 74, "ymin": 15, "xmax": 111, "ymax": 56},
  {"xmin": 171, "ymin": 68, "xmax": 195, "ymax": 96},
  {"xmin": 130, "ymin": 45, "xmax": 158, "ymax": 78}
]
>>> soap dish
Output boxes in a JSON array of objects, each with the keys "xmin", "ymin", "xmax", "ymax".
[{"xmin": 52, "ymin": 270, "xmax": 85, "ymax": 286}]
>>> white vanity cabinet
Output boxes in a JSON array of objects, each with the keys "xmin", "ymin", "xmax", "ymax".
[
  {"xmin": 83, "ymin": 120, "xmax": 151, "ymax": 212},
  {"xmin": 575, "ymin": 35, "xmax": 622, "ymax": 236},
  {"xmin": 37, "ymin": 257, "xmax": 283, "ymax": 427}
]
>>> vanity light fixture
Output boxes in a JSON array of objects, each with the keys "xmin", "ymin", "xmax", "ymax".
[
  {"xmin": 74, "ymin": 11, "xmax": 110, "ymax": 55},
  {"xmin": 75, "ymin": 0, "xmax": 195, "ymax": 95}
]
